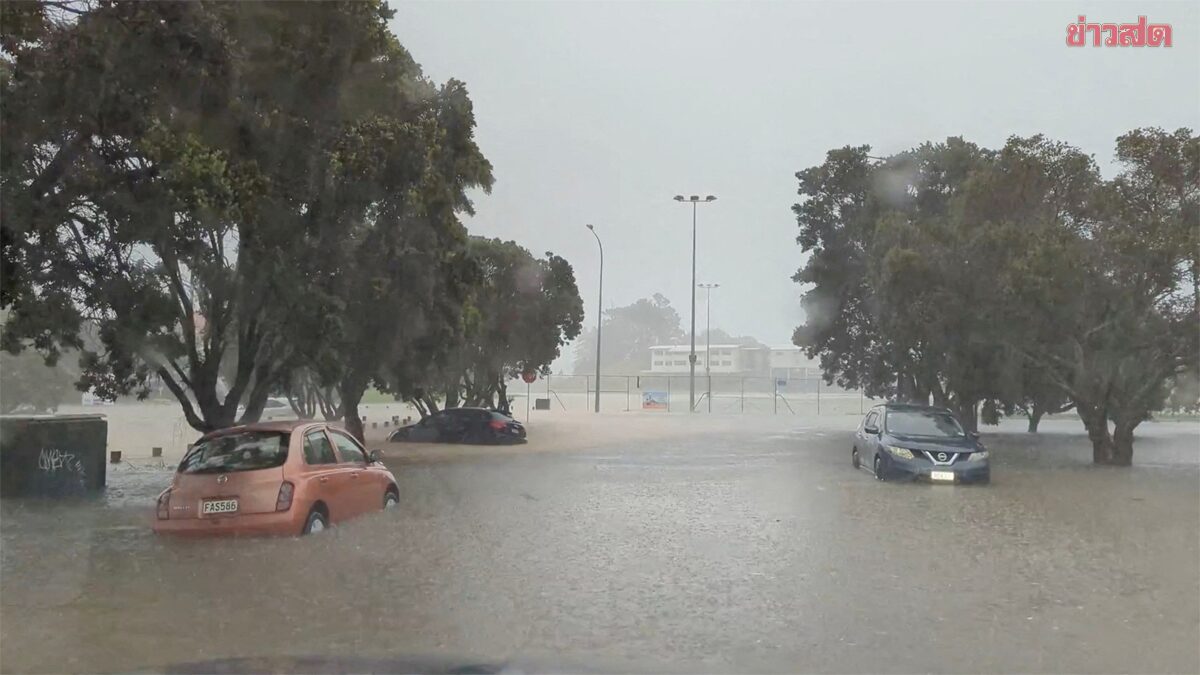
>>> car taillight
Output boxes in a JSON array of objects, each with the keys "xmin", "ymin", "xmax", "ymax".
[
  {"xmin": 489, "ymin": 420, "xmax": 506, "ymax": 430},
  {"xmin": 276, "ymin": 481, "xmax": 294, "ymax": 512},
  {"xmin": 156, "ymin": 490, "xmax": 171, "ymax": 520}
]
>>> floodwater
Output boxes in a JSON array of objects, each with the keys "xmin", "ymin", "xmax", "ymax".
[{"xmin": 1, "ymin": 416, "xmax": 1198, "ymax": 673}]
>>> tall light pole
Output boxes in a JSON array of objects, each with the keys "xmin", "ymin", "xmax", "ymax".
[
  {"xmin": 698, "ymin": 282, "xmax": 719, "ymax": 412},
  {"xmin": 586, "ymin": 224, "xmax": 603, "ymax": 413},
  {"xmin": 673, "ymin": 194, "xmax": 717, "ymax": 413}
]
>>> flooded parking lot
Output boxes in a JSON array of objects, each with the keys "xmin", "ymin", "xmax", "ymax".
[{"xmin": 2, "ymin": 416, "xmax": 1198, "ymax": 673}]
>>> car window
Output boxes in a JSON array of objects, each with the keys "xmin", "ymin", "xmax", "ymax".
[
  {"xmin": 179, "ymin": 432, "xmax": 289, "ymax": 474},
  {"xmin": 329, "ymin": 431, "xmax": 366, "ymax": 464},
  {"xmin": 303, "ymin": 431, "xmax": 338, "ymax": 465},
  {"xmin": 885, "ymin": 410, "xmax": 965, "ymax": 437},
  {"xmin": 863, "ymin": 411, "xmax": 878, "ymax": 429}
]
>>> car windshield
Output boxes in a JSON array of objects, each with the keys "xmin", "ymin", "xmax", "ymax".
[
  {"xmin": 178, "ymin": 432, "xmax": 289, "ymax": 474},
  {"xmin": 886, "ymin": 411, "xmax": 965, "ymax": 438}
]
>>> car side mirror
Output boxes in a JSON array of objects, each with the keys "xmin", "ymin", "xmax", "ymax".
[
  {"xmin": 864, "ymin": 424, "xmax": 879, "ymax": 435},
  {"xmin": 968, "ymin": 431, "xmax": 981, "ymax": 440},
  {"xmin": 369, "ymin": 449, "xmax": 383, "ymax": 463}
]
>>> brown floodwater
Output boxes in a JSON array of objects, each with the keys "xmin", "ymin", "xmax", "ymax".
[{"xmin": 2, "ymin": 417, "xmax": 1197, "ymax": 673}]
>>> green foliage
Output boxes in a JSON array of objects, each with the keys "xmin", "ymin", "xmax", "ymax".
[
  {"xmin": 792, "ymin": 129, "xmax": 1198, "ymax": 460},
  {"xmin": 1, "ymin": 1, "xmax": 495, "ymax": 437},
  {"xmin": 432, "ymin": 237, "xmax": 583, "ymax": 411}
]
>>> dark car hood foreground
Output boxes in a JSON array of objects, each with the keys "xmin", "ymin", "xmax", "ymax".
[
  {"xmin": 155, "ymin": 654, "xmax": 686, "ymax": 674},
  {"xmin": 885, "ymin": 433, "xmax": 979, "ymax": 453}
]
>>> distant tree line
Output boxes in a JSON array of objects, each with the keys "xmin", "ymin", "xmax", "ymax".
[
  {"xmin": 792, "ymin": 130, "xmax": 1198, "ymax": 464},
  {"xmin": 572, "ymin": 293, "xmax": 766, "ymax": 375},
  {"xmin": 0, "ymin": 1, "xmax": 582, "ymax": 440}
]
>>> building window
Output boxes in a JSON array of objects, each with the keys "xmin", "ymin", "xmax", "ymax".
[
  {"xmin": 722, "ymin": 360, "xmax": 731, "ymax": 366},
  {"xmin": 653, "ymin": 360, "xmax": 662, "ymax": 366}
]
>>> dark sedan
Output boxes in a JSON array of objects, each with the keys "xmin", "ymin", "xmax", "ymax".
[
  {"xmin": 388, "ymin": 407, "xmax": 527, "ymax": 444},
  {"xmin": 852, "ymin": 403, "xmax": 990, "ymax": 484}
]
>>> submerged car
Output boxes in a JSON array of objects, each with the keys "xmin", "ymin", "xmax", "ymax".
[
  {"xmin": 389, "ymin": 407, "xmax": 526, "ymax": 444},
  {"xmin": 852, "ymin": 403, "xmax": 990, "ymax": 484},
  {"xmin": 154, "ymin": 421, "xmax": 398, "ymax": 536}
]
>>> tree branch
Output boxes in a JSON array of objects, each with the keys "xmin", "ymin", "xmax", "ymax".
[{"xmin": 157, "ymin": 367, "xmax": 206, "ymax": 431}]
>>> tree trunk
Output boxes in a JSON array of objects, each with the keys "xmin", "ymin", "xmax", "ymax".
[
  {"xmin": 339, "ymin": 378, "xmax": 367, "ymax": 444},
  {"xmin": 1110, "ymin": 417, "xmax": 1140, "ymax": 466},
  {"xmin": 953, "ymin": 398, "xmax": 979, "ymax": 433},
  {"xmin": 421, "ymin": 393, "xmax": 440, "ymax": 415},
  {"xmin": 1078, "ymin": 404, "xmax": 1115, "ymax": 464},
  {"xmin": 316, "ymin": 386, "xmax": 341, "ymax": 420},
  {"xmin": 1027, "ymin": 407, "xmax": 1044, "ymax": 433},
  {"xmin": 897, "ymin": 373, "xmax": 918, "ymax": 403},
  {"xmin": 443, "ymin": 377, "xmax": 460, "ymax": 409},
  {"xmin": 496, "ymin": 378, "xmax": 509, "ymax": 414}
]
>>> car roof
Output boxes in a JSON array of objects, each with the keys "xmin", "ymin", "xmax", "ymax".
[
  {"xmin": 876, "ymin": 403, "xmax": 954, "ymax": 413},
  {"xmin": 197, "ymin": 419, "xmax": 327, "ymax": 441}
]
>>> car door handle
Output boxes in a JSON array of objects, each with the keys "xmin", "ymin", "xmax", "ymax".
[
  {"xmin": 319, "ymin": 477, "xmax": 329, "ymax": 484},
  {"xmin": 350, "ymin": 472, "xmax": 360, "ymax": 479}
]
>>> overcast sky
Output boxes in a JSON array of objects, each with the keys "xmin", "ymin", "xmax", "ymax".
[{"xmin": 390, "ymin": 1, "xmax": 1199, "ymax": 363}]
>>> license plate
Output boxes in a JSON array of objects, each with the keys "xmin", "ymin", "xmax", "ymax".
[
  {"xmin": 930, "ymin": 471, "xmax": 955, "ymax": 482},
  {"xmin": 202, "ymin": 499, "xmax": 238, "ymax": 515}
]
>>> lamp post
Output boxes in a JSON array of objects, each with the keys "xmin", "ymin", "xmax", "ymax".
[
  {"xmin": 698, "ymin": 282, "xmax": 719, "ymax": 412},
  {"xmin": 673, "ymin": 194, "xmax": 717, "ymax": 412},
  {"xmin": 586, "ymin": 224, "xmax": 603, "ymax": 413}
]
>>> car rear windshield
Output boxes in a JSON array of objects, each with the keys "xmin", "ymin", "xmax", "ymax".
[
  {"xmin": 490, "ymin": 412, "xmax": 514, "ymax": 421},
  {"xmin": 885, "ymin": 411, "xmax": 965, "ymax": 438},
  {"xmin": 179, "ymin": 431, "xmax": 289, "ymax": 474}
]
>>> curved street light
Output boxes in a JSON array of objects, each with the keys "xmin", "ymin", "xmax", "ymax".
[{"xmin": 586, "ymin": 224, "xmax": 603, "ymax": 413}]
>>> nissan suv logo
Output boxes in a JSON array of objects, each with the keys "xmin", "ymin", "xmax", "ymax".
[
  {"xmin": 216, "ymin": 474, "xmax": 229, "ymax": 484},
  {"xmin": 937, "ymin": 452, "xmax": 948, "ymax": 462}
]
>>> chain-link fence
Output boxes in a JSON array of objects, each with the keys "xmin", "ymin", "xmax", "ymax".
[{"xmin": 503, "ymin": 373, "xmax": 884, "ymax": 419}]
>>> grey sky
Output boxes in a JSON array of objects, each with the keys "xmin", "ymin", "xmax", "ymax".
[{"xmin": 390, "ymin": 1, "xmax": 1199, "ymax": 363}]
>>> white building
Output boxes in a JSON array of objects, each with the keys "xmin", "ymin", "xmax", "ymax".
[
  {"xmin": 646, "ymin": 344, "xmax": 819, "ymax": 378},
  {"xmin": 648, "ymin": 344, "xmax": 744, "ymax": 374}
]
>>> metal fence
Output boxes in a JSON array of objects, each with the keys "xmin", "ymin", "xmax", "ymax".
[{"xmin": 503, "ymin": 374, "xmax": 883, "ymax": 419}]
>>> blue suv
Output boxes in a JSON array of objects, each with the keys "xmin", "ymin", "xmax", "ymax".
[{"xmin": 852, "ymin": 403, "xmax": 990, "ymax": 484}]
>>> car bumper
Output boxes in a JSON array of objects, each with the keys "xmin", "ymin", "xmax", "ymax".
[
  {"xmin": 152, "ymin": 508, "xmax": 307, "ymax": 537},
  {"xmin": 879, "ymin": 456, "xmax": 990, "ymax": 484}
]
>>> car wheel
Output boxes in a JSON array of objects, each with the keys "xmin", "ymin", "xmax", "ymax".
[
  {"xmin": 851, "ymin": 446, "xmax": 860, "ymax": 469},
  {"xmin": 302, "ymin": 508, "xmax": 328, "ymax": 535},
  {"xmin": 873, "ymin": 455, "xmax": 885, "ymax": 481},
  {"xmin": 383, "ymin": 489, "xmax": 399, "ymax": 510}
]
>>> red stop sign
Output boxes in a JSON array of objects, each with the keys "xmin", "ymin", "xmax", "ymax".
[{"xmin": 521, "ymin": 371, "xmax": 537, "ymax": 384}]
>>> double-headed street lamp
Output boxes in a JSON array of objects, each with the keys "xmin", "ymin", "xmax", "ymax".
[
  {"xmin": 673, "ymin": 194, "xmax": 717, "ymax": 413},
  {"xmin": 698, "ymin": 282, "xmax": 719, "ymax": 413},
  {"xmin": 586, "ymin": 224, "xmax": 603, "ymax": 413}
]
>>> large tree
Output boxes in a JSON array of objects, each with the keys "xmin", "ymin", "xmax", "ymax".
[
  {"xmin": 1009, "ymin": 128, "xmax": 1198, "ymax": 463},
  {"xmin": 1, "ymin": 1, "xmax": 491, "ymax": 434},
  {"xmin": 426, "ymin": 237, "xmax": 583, "ymax": 414},
  {"xmin": 792, "ymin": 129, "xmax": 1197, "ymax": 459}
]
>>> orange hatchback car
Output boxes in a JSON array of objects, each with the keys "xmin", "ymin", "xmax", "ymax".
[{"xmin": 153, "ymin": 421, "xmax": 398, "ymax": 536}]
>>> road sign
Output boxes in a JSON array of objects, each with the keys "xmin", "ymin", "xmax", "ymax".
[{"xmin": 521, "ymin": 371, "xmax": 537, "ymax": 384}]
